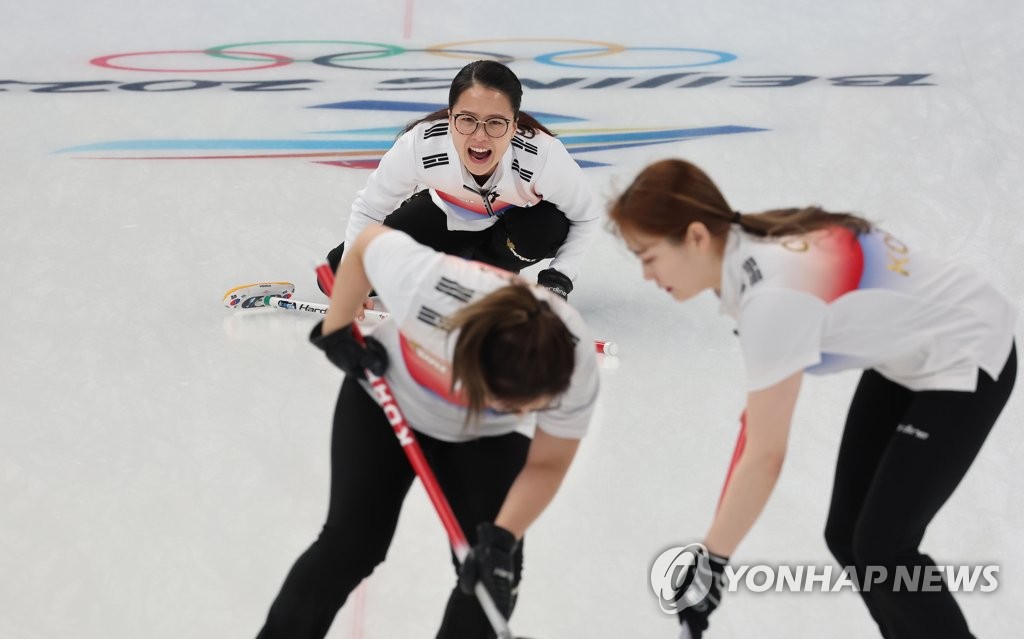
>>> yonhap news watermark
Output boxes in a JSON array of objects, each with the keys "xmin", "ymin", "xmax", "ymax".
[
  {"xmin": 651, "ymin": 544, "xmax": 999, "ymax": 613},
  {"xmin": 716, "ymin": 562, "xmax": 999, "ymax": 594}
]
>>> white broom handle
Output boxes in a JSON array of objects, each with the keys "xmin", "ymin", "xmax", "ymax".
[
  {"xmin": 264, "ymin": 296, "xmax": 618, "ymax": 354},
  {"xmin": 264, "ymin": 296, "xmax": 390, "ymax": 321}
]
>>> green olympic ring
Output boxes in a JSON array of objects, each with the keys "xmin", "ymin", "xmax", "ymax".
[
  {"xmin": 313, "ymin": 48, "xmax": 514, "ymax": 71},
  {"xmin": 205, "ymin": 40, "xmax": 404, "ymax": 63}
]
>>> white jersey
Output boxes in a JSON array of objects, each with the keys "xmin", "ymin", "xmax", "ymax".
[
  {"xmin": 344, "ymin": 119, "xmax": 601, "ymax": 281},
  {"xmin": 362, "ymin": 230, "xmax": 600, "ymax": 442},
  {"xmin": 718, "ymin": 226, "xmax": 1017, "ymax": 392}
]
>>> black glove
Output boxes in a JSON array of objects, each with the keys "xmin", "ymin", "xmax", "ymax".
[
  {"xmin": 458, "ymin": 522, "xmax": 520, "ymax": 619},
  {"xmin": 317, "ymin": 242, "xmax": 347, "ymax": 296},
  {"xmin": 537, "ymin": 268, "xmax": 573, "ymax": 300},
  {"xmin": 326, "ymin": 241, "xmax": 346, "ymax": 272},
  {"xmin": 309, "ymin": 321, "xmax": 388, "ymax": 378},
  {"xmin": 677, "ymin": 547, "xmax": 729, "ymax": 637},
  {"xmin": 320, "ymin": 242, "xmax": 379, "ymax": 299}
]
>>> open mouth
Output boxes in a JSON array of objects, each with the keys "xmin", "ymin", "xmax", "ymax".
[{"xmin": 467, "ymin": 146, "xmax": 492, "ymax": 163}]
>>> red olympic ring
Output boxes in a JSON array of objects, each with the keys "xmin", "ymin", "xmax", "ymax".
[{"xmin": 90, "ymin": 50, "xmax": 292, "ymax": 72}]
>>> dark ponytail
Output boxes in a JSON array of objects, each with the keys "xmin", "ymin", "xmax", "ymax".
[
  {"xmin": 609, "ymin": 159, "xmax": 872, "ymax": 241},
  {"xmin": 734, "ymin": 206, "xmax": 873, "ymax": 238}
]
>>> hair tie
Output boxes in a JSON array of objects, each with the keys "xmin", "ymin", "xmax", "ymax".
[{"xmin": 732, "ymin": 210, "xmax": 742, "ymax": 224}]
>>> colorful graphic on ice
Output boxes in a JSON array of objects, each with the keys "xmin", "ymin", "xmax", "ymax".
[{"xmin": 58, "ymin": 100, "xmax": 767, "ymax": 169}]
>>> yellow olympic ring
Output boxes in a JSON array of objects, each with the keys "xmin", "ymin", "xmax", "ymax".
[{"xmin": 426, "ymin": 38, "xmax": 628, "ymax": 62}]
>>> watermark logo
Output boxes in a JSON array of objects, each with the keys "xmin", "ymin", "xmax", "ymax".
[
  {"xmin": 650, "ymin": 555, "xmax": 999, "ymax": 614},
  {"xmin": 650, "ymin": 543, "xmax": 713, "ymax": 614},
  {"xmin": 718, "ymin": 564, "xmax": 999, "ymax": 594}
]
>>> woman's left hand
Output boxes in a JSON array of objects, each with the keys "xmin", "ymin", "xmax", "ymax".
[{"xmin": 457, "ymin": 522, "xmax": 520, "ymax": 618}]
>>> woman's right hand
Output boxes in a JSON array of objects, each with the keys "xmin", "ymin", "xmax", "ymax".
[
  {"xmin": 356, "ymin": 296, "xmax": 375, "ymax": 322},
  {"xmin": 309, "ymin": 322, "xmax": 389, "ymax": 378}
]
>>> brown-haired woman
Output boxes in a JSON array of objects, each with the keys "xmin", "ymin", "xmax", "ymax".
[
  {"xmin": 323, "ymin": 59, "xmax": 601, "ymax": 301},
  {"xmin": 610, "ymin": 159, "xmax": 1016, "ymax": 638},
  {"xmin": 258, "ymin": 225, "xmax": 600, "ymax": 638}
]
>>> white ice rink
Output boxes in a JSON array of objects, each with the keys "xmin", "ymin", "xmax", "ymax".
[{"xmin": 3, "ymin": 2, "xmax": 1023, "ymax": 637}]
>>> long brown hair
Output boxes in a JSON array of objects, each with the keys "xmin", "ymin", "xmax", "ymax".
[
  {"xmin": 448, "ymin": 282, "xmax": 575, "ymax": 423},
  {"xmin": 401, "ymin": 60, "xmax": 554, "ymax": 138},
  {"xmin": 609, "ymin": 159, "xmax": 873, "ymax": 242}
]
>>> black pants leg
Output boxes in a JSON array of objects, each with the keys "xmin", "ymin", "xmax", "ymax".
[
  {"xmin": 256, "ymin": 378, "xmax": 416, "ymax": 639},
  {"xmin": 256, "ymin": 377, "xmax": 532, "ymax": 639},
  {"xmin": 326, "ymin": 191, "xmax": 483, "ymax": 271},
  {"xmin": 382, "ymin": 190, "xmax": 488, "ymax": 257},
  {"xmin": 824, "ymin": 345, "xmax": 1016, "ymax": 638},
  {"xmin": 427, "ymin": 433, "xmax": 531, "ymax": 639},
  {"xmin": 329, "ymin": 194, "xmax": 572, "ymax": 276}
]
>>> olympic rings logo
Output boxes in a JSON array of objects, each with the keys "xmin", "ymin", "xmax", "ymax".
[{"xmin": 89, "ymin": 39, "xmax": 737, "ymax": 73}]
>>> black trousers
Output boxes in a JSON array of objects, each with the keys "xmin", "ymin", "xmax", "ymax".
[
  {"xmin": 329, "ymin": 190, "xmax": 571, "ymax": 274},
  {"xmin": 824, "ymin": 344, "xmax": 1017, "ymax": 638},
  {"xmin": 256, "ymin": 377, "xmax": 531, "ymax": 639}
]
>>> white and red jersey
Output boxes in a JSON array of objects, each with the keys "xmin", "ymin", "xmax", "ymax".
[
  {"xmin": 718, "ymin": 227, "xmax": 1017, "ymax": 392},
  {"xmin": 361, "ymin": 230, "xmax": 600, "ymax": 442},
  {"xmin": 344, "ymin": 119, "xmax": 601, "ymax": 281}
]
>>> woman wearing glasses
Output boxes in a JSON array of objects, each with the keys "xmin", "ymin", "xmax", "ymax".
[
  {"xmin": 323, "ymin": 59, "xmax": 600, "ymax": 299},
  {"xmin": 258, "ymin": 226, "xmax": 600, "ymax": 638}
]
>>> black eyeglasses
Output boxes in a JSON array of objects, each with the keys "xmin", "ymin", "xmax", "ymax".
[
  {"xmin": 487, "ymin": 395, "xmax": 564, "ymax": 415},
  {"xmin": 451, "ymin": 112, "xmax": 513, "ymax": 138}
]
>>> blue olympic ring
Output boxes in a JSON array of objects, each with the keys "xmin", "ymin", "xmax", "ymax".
[{"xmin": 536, "ymin": 46, "xmax": 736, "ymax": 69}]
